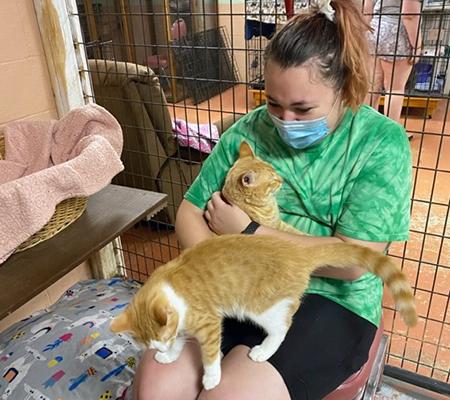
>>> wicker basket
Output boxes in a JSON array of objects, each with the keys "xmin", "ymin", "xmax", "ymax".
[{"xmin": 1, "ymin": 134, "xmax": 87, "ymax": 253}]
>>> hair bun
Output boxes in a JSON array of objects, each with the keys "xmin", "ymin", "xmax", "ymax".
[{"xmin": 310, "ymin": 0, "xmax": 335, "ymax": 22}]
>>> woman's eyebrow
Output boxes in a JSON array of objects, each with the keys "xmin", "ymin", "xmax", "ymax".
[{"xmin": 267, "ymin": 95, "xmax": 312, "ymax": 106}]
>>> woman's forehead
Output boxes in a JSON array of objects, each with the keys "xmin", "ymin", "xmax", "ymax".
[{"xmin": 264, "ymin": 62, "xmax": 335, "ymax": 105}]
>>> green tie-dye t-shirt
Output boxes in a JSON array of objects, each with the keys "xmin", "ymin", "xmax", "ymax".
[{"xmin": 184, "ymin": 105, "xmax": 412, "ymax": 327}]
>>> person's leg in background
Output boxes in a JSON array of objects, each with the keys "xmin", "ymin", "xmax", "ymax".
[
  {"xmin": 380, "ymin": 58, "xmax": 413, "ymax": 124},
  {"xmin": 365, "ymin": 56, "xmax": 383, "ymax": 111}
]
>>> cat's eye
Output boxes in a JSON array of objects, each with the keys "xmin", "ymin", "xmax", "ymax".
[{"xmin": 241, "ymin": 172, "xmax": 255, "ymax": 186}]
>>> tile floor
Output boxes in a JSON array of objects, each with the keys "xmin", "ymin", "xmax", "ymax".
[
  {"xmin": 375, "ymin": 375, "xmax": 449, "ymax": 400},
  {"xmin": 122, "ymin": 85, "xmax": 449, "ymax": 386}
]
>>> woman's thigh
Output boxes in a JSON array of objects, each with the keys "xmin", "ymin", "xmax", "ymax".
[
  {"xmin": 221, "ymin": 294, "xmax": 377, "ymax": 400},
  {"xmin": 198, "ymin": 345, "xmax": 291, "ymax": 400},
  {"xmin": 132, "ymin": 341, "xmax": 203, "ymax": 400}
]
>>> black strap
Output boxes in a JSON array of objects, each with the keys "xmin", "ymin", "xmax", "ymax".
[{"xmin": 241, "ymin": 221, "xmax": 261, "ymax": 234}]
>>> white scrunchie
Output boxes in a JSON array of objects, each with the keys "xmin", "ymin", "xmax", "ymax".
[{"xmin": 310, "ymin": 0, "xmax": 335, "ymax": 22}]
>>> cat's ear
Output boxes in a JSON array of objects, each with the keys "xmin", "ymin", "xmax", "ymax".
[
  {"xmin": 154, "ymin": 302, "xmax": 178, "ymax": 341},
  {"xmin": 110, "ymin": 311, "xmax": 131, "ymax": 333},
  {"xmin": 154, "ymin": 302, "xmax": 169, "ymax": 326},
  {"xmin": 153, "ymin": 300, "xmax": 174, "ymax": 327},
  {"xmin": 241, "ymin": 171, "xmax": 256, "ymax": 187},
  {"xmin": 239, "ymin": 141, "xmax": 255, "ymax": 158}
]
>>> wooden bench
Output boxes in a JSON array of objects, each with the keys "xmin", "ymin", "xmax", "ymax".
[
  {"xmin": 0, "ymin": 184, "xmax": 167, "ymax": 320},
  {"xmin": 379, "ymin": 96, "xmax": 438, "ymax": 119}
]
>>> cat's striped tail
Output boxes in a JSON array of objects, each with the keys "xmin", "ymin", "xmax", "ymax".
[{"xmin": 305, "ymin": 243, "xmax": 418, "ymax": 327}]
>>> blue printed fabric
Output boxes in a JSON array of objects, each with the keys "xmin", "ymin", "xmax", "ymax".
[{"xmin": 0, "ymin": 278, "xmax": 142, "ymax": 400}]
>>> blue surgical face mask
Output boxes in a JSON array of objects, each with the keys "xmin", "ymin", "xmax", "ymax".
[{"xmin": 269, "ymin": 99, "xmax": 338, "ymax": 149}]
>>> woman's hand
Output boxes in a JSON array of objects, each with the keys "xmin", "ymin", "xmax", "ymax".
[{"xmin": 204, "ymin": 192, "xmax": 251, "ymax": 235}]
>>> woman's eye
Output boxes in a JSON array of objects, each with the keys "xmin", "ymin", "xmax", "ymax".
[
  {"xmin": 294, "ymin": 108, "xmax": 313, "ymax": 114},
  {"xmin": 267, "ymin": 102, "xmax": 280, "ymax": 108}
]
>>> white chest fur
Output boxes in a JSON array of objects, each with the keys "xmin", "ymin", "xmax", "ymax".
[{"xmin": 162, "ymin": 283, "xmax": 187, "ymax": 332}]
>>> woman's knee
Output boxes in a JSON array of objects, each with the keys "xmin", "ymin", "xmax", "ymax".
[
  {"xmin": 133, "ymin": 344, "xmax": 203, "ymax": 400},
  {"xmin": 132, "ymin": 350, "xmax": 169, "ymax": 400},
  {"xmin": 198, "ymin": 345, "xmax": 290, "ymax": 400},
  {"xmin": 197, "ymin": 387, "xmax": 235, "ymax": 400}
]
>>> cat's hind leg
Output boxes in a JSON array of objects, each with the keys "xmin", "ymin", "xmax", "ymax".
[{"xmin": 248, "ymin": 298, "xmax": 299, "ymax": 362}]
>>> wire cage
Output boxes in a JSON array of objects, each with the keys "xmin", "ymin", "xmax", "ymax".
[{"xmin": 73, "ymin": 0, "xmax": 449, "ymax": 389}]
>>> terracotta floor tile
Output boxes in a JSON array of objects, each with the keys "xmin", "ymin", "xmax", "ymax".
[
  {"xmin": 415, "ymin": 263, "xmax": 436, "ymax": 292},
  {"xmin": 432, "ymin": 369, "xmax": 448, "ymax": 382},
  {"xmin": 428, "ymin": 294, "xmax": 448, "ymax": 321},
  {"xmin": 406, "ymin": 318, "xmax": 426, "ymax": 341},
  {"xmin": 419, "ymin": 342, "xmax": 438, "ymax": 367},
  {"xmin": 424, "ymin": 320, "xmax": 444, "ymax": 345}
]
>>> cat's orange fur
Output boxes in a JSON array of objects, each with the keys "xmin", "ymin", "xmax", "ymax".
[
  {"xmin": 222, "ymin": 141, "xmax": 305, "ymax": 235},
  {"xmin": 111, "ymin": 234, "xmax": 417, "ymax": 390}
]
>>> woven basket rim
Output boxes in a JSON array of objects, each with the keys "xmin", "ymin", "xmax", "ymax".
[{"xmin": 0, "ymin": 133, "xmax": 87, "ymax": 254}]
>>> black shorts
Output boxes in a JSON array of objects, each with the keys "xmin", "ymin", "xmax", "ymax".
[{"xmin": 221, "ymin": 294, "xmax": 377, "ymax": 400}]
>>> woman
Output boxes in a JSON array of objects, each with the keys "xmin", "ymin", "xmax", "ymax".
[
  {"xmin": 365, "ymin": 0, "xmax": 422, "ymax": 127},
  {"xmin": 132, "ymin": 1, "xmax": 412, "ymax": 399}
]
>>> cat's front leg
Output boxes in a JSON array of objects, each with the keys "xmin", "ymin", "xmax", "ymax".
[
  {"xmin": 202, "ymin": 354, "xmax": 221, "ymax": 390},
  {"xmin": 196, "ymin": 318, "xmax": 222, "ymax": 390},
  {"xmin": 154, "ymin": 337, "xmax": 185, "ymax": 364}
]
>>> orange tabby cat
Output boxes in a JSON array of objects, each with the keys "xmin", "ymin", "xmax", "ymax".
[
  {"xmin": 111, "ymin": 235, "xmax": 417, "ymax": 390},
  {"xmin": 222, "ymin": 141, "xmax": 305, "ymax": 235}
]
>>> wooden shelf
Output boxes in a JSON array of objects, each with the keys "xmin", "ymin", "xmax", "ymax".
[{"xmin": 0, "ymin": 184, "xmax": 167, "ymax": 320}]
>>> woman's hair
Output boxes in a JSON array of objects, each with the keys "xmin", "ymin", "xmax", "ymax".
[{"xmin": 264, "ymin": 0, "xmax": 371, "ymax": 110}]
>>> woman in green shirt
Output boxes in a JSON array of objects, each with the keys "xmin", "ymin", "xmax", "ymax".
[{"xmin": 132, "ymin": 1, "xmax": 412, "ymax": 399}]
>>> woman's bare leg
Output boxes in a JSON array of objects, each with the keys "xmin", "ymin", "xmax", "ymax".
[
  {"xmin": 365, "ymin": 56, "xmax": 383, "ymax": 110},
  {"xmin": 132, "ymin": 342, "xmax": 203, "ymax": 400},
  {"xmin": 381, "ymin": 59, "xmax": 413, "ymax": 123},
  {"xmin": 198, "ymin": 345, "xmax": 291, "ymax": 400}
]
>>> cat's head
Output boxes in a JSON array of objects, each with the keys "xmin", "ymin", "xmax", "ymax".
[
  {"xmin": 222, "ymin": 141, "xmax": 282, "ymax": 206},
  {"xmin": 110, "ymin": 287, "xmax": 178, "ymax": 352}
]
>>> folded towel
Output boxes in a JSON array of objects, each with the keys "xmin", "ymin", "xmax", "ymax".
[
  {"xmin": 0, "ymin": 104, "xmax": 124, "ymax": 263},
  {"xmin": 172, "ymin": 119, "xmax": 219, "ymax": 154}
]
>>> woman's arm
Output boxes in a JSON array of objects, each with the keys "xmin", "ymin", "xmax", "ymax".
[
  {"xmin": 204, "ymin": 191, "xmax": 387, "ymax": 281},
  {"xmin": 254, "ymin": 226, "xmax": 387, "ymax": 280},
  {"xmin": 401, "ymin": 0, "xmax": 422, "ymax": 55},
  {"xmin": 175, "ymin": 199, "xmax": 214, "ymax": 249}
]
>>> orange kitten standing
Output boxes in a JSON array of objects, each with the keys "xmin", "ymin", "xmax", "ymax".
[{"xmin": 111, "ymin": 235, "xmax": 417, "ymax": 390}]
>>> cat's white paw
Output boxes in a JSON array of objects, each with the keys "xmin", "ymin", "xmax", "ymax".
[
  {"xmin": 154, "ymin": 351, "xmax": 178, "ymax": 364},
  {"xmin": 248, "ymin": 345, "xmax": 272, "ymax": 362},
  {"xmin": 202, "ymin": 370, "xmax": 221, "ymax": 390}
]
